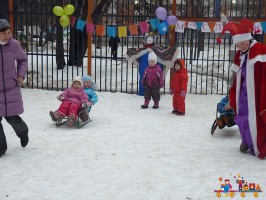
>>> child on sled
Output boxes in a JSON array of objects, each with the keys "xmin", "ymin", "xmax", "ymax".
[
  {"xmin": 49, "ymin": 76, "xmax": 89, "ymax": 126},
  {"xmin": 79, "ymin": 75, "xmax": 98, "ymax": 122},
  {"xmin": 216, "ymin": 95, "xmax": 235, "ymax": 129}
]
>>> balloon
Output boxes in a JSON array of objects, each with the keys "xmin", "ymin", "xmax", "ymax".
[
  {"xmin": 166, "ymin": 15, "xmax": 178, "ymax": 25},
  {"xmin": 60, "ymin": 15, "xmax": 70, "ymax": 27},
  {"xmin": 53, "ymin": 6, "xmax": 64, "ymax": 16},
  {"xmin": 155, "ymin": 7, "xmax": 167, "ymax": 21},
  {"xmin": 64, "ymin": 4, "xmax": 75, "ymax": 15},
  {"xmin": 158, "ymin": 21, "xmax": 169, "ymax": 35}
]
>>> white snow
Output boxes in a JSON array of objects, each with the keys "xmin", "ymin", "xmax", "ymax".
[{"xmin": 0, "ymin": 89, "xmax": 265, "ymax": 200}]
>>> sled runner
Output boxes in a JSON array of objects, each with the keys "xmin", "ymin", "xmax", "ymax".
[{"xmin": 51, "ymin": 109, "xmax": 91, "ymax": 128}]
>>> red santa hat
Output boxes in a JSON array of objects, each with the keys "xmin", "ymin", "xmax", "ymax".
[{"xmin": 221, "ymin": 19, "xmax": 254, "ymax": 44}]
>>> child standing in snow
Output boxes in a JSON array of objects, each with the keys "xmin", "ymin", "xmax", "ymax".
[
  {"xmin": 49, "ymin": 76, "xmax": 89, "ymax": 126},
  {"xmin": 170, "ymin": 59, "xmax": 188, "ymax": 115},
  {"xmin": 141, "ymin": 52, "xmax": 164, "ymax": 109},
  {"xmin": 79, "ymin": 75, "xmax": 98, "ymax": 122}
]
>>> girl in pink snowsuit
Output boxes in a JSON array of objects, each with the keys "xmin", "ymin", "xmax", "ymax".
[{"xmin": 50, "ymin": 76, "xmax": 89, "ymax": 126}]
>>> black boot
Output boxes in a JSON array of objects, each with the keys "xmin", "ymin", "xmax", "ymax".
[
  {"xmin": 0, "ymin": 118, "xmax": 7, "ymax": 155},
  {"xmin": 5, "ymin": 116, "xmax": 29, "ymax": 148}
]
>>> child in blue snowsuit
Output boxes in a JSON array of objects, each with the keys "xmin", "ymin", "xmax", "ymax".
[
  {"xmin": 216, "ymin": 96, "xmax": 235, "ymax": 129},
  {"xmin": 79, "ymin": 75, "xmax": 98, "ymax": 122}
]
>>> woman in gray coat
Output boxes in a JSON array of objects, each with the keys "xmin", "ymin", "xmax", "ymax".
[{"xmin": 0, "ymin": 19, "xmax": 29, "ymax": 157}]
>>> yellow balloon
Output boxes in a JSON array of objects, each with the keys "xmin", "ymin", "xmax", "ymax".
[
  {"xmin": 60, "ymin": 15, "xmax": 70, "ymax": 27},
  {"xmin": 64, "ymin": 4, "xmax": 75, "ymax": 15},
  {"xmin": 53, "ymin": 6, "xmax": 64, "ymax": 16}
]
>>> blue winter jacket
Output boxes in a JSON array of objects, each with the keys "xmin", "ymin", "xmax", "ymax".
[
  {"xmin": 217, "ymin": 96, "xmax": 235, "ymax": 115},
  {"xmin": 84, "ymin": 87, "xmax": 98, "ymax": 112}
]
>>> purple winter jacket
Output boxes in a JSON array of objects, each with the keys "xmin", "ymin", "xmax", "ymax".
[
  {"xmin": 60, "ymin": 87, "xmax": 88, "ymax": 106},
  {"xmin": 0, "ymin": 38, "xmax": 28, "ymax": 117},
  {"xmin": 142, "ymin": 64, "xmax": 164, "ymax": 88}
]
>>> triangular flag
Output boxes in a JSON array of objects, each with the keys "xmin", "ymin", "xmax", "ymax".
[
  {"xmin": 139, "ymin": 21, "xmax": 149, "ymax": 35},
  {"xmin": 187, "ymin": 22, "xmax": 197, "ymax": 30},
  {"xmin": 195, "ymin": 22, "xmax": 203, "ymax": 30},
  {"xmin": 128, "ymin": 25, "xmax": 138, "ymax": 36},
  {"xmin": 96, "ymin": 25, "xmax": 105, "ymax": 37},
  {"xmin": 261, "ymin": 22, "xmax": 266, "ymax": 32},
  {"xmin": 107, "ymin": 26, "xmax": 116, "ymax": 37},
  {"xmin": 208, "ymin": 22, "xmax": 216, "ymax": 32},
  {"xmin": 86, "ymin": 23, "xmax": 95, "ymax": 35},
  {"xmin": 201, "ymin": 22, "xmax": 210, "ymax": 32},
  {"xmin": 76, "ymin": 19, "xmax": 86, "ymax": 31},
  {"xmin": 118, "ymin": 26, "xmax": 127, "ymax": 37},
  {"xmin": 175, "ymin": 20, "xmax": 185, "ymax": 33},
  {"xmin": 213, "ymin": 22, "xmax": 223, "ymax": 33},
  {"xmin": 70, "ymin": 16, "xmax": 77, "ymax": 28},
  {"xmin": 150, "ymin": 18, "xmax": 160, "ymax": 31}
]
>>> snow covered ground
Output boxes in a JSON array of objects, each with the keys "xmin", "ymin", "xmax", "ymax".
[{"xmin": 0, "ymin": 89, "xmax": 265, "ymax": 200}]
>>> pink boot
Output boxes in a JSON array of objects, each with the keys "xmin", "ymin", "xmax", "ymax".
[{"xmin": 141, "ymin": 99, "xmax": 150, "ymax": 109}]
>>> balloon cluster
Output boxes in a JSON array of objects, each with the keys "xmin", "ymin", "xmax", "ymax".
[
  {"xmin": 155, "ymin": 7, "xmax": 177, "ymax": 35},
  {"xmin": 53, "ymin": 4, "xmax": 75, "ymax": 27}
]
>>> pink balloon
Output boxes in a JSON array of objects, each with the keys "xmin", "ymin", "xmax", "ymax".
[
  {"xmin": 155, "ymin": 7, "xmax": 167, "ymax": 21},
  {"xmin": 166, "ymin": 15, "xmax": 178, "ymax": 25}
]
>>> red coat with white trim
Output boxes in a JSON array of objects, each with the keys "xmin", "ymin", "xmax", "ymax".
[{"xmin": 229, "ymin": 40, "xmax": 266, "ymax": 159}]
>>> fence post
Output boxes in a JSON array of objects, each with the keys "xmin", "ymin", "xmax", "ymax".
[
  {"xmin": 169, "ymin": 0, "xmax": 177, "ymax": 88},
  {"xmin": 8, "ymin": 0, "xmax": 13, "ymax": 33},
  {"xmin": 87, "ymin": 0, "xmax": 93, "ymax": 76}
]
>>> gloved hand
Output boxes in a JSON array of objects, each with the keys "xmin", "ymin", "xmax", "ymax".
[
  {"xmin": 57, "ymin": 95, "xmax": 64, "ymax": 101},
  {"xmin": 169, "ymin": 89, "xmax": 173, "ymax": 95},
  {"xmin": 180, "ymin": 90, "xmax": 186, "ymax": 97},
  {"xmin": 82, "ymin": 101, "xmax": 92, "ymax": 108}
]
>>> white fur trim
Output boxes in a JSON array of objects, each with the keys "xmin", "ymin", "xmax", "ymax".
[
  {"xmin": 246, "ymin": 58, "xmax": 259, "ymax": 155},
  {"xmin": 232, "ymin": 33, "xmax": 253, "ymax": 44},
  {"xmin": 235, "ymin": 51, "xmax": 259, "ymax": 155},
  {"xmin": 230, "ymin": 63, "xmax": 239, "ymax": 73}
]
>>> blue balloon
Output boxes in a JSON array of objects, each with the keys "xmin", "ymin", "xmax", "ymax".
[{"xmin": 158, "ymin": 21, "xmax": 169, "ymax": 35}]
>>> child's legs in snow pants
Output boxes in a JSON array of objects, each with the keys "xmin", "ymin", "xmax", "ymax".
[
  {"xmin": 58, "ymin": 101, "xmax": 79, "ymax": 119},
  {"xmin": 173, "ymin": 93, "xmax": 185, "ymax": 113},
  {"xmin": 144, "ymin": 85, "xmax": 160, "ymax": 103}
]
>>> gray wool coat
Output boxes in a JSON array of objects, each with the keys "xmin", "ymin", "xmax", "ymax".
[{"xmin": 0, "ymin": 38, "xmax": 28, "ymax": 117}]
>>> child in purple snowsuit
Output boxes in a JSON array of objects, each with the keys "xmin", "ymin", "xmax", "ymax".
[
  {"xmin": 0, "ymin": 19, "xmax": 29, "ymax": 157},
  {"xmin": 141, "ymin": 52, "xmax": 164, "ymax": 109}
]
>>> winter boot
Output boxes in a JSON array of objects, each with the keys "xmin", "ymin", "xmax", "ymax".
[
  {"xmin": 141, "ymin": 99, "xmax": 150, "ymax": 109},
  {"xmin": 0, "ymin": 121, "xmax": 7, "ymax": 155},
  {"xmin": 79, "ymin": 110, "xmax": 89, "ymax": 122},
  {"xmin": 50, "ymin": 111, "xmax": 63, "ymax": 122},
  {"xmin": 67, "ymin": 113, "xmax": 76, "ymax": 127},
  {"xmin": 240, "ymin": 142, "xmax": 249, "ymax": 153},
  {"xmin": 152, "ymin": 101, "xmax": 159, "ymax": 109},
  {"xmin": 5, "ymin": 116, "xmax": 29, "ymax": 148},
  {"xmin": 171, "ymin": 110, "xmax": 179, "ymax": 114}
]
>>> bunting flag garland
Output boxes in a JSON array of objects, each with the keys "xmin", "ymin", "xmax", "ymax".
[
  {"xmin": 107, "ymin": 26, "xmax": 116, "ymax": 37},
  {"xmin": 86, "ymin": 23, "xmax": 95, "ymax": 35},
  {"xmin": 139, "ymin": 21, "xmax": 149, "ymax": 35},
  {"xmin": 261, "ymin": 22, "xmax": 266, "ymax": 33},
  {"xmin": 76, "ymin": 19, "xmax": 86, "ymax": 31},
  {"xmin": 118, "ymin": 26, "xmax": 127, "ymax": 37},
  {"xmin": 70, "ymin": 16, "xmax": 76, "ymax": 28},
  {"xmin": 66, "ymin": 17, "xmax": 266, "ymax": 38},
  {"xmin": 150, "ymin": 18, "xmax": 160, "ymax": 31},
  {"xmin": 128, "ymin": 25, "xmax": 138, "ymax": 36},
  {"xmin": 96, "ymin": 25, "xmax": 105, "ymax": 37}
]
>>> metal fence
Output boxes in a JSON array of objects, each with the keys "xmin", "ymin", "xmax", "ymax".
[{"xmin": 1, "ymin": 0, "xmax": 265, "ymax": 95}]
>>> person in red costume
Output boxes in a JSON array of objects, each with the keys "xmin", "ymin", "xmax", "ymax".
[
  {"xmin": 222, "ymin": 19, "xmax": 266, "ymax": 159},
  {"xmin": 169, "ymin": 59, "xmax": 188, "ymax": 115}
]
